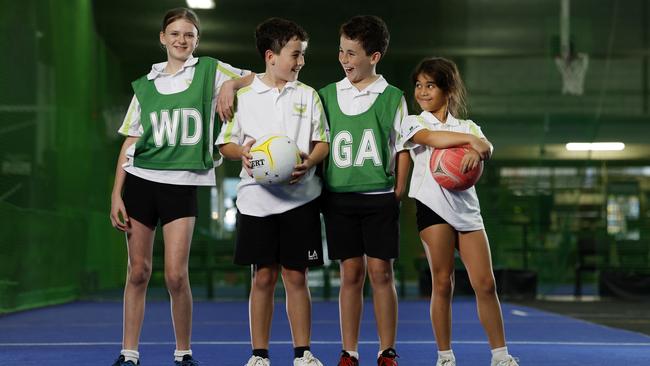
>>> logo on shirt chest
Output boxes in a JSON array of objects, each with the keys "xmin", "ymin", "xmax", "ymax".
[{"xmin": 292, "ymin": 103, "xmax": 307, "ymax": 117}]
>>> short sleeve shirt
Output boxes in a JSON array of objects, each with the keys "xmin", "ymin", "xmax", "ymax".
[
  {"xmin": 216, "ymin": 75, "xmax": 329, "ymax": 217},
  {"xmin": 400, "ymin": 111, "xmax": 486, "ymax": 231}
]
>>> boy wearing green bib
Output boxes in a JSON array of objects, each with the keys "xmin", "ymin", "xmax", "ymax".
[{"xmin": 319, "ymin": 15, "xmax": 409, "ymax": 366}]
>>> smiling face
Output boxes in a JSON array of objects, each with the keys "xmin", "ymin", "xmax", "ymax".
[
  {"xmin": 338, "ymin": 36, "xmax": 379, "ymax": 85},
  {"xmin": 159, "ymin": 18, "xmax": 199, "ymax": 64},
  {"xmin": 267, "ymin": 36, "xmax": 307, "ymax": 82},
  {"xmin": 414, "ymin": 73, "xmax": 448, "ymax": 114}
]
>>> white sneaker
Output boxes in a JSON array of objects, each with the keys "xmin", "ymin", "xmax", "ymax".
[
  {"xmin": 436, "ymin": 357, "xmax": 456, "ymax": 366},
  {"xmin": 293, "ymin": 351, "xmax": 323, "ymax": 366},
  {"xmin": 244, "ymin": 355, "xmax": 270, "ymax": 366},
  {"xmin": 491, "ymin": 355, "xmax": 519, "ymax": 366}
]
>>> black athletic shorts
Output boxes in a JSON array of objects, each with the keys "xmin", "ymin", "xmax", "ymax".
[
  {"xmin": 415, "ymin": 199, "xmax": 449, "ymax": 232},
  {"xmin": 234, "ymin": 198, "xmax": 323, "ymax": 269},
  {"xmin": 122, "ymin": 173, "xmax": 198, "ymax": 228},
  {"xmin": 322, "ymin": 191, "xmax": 400, "ymax": 261}
]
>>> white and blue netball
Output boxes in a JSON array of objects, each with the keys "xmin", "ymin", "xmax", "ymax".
[{"xmin": 249, "ymin": 135, "xmax": 301, "ymax": 185}]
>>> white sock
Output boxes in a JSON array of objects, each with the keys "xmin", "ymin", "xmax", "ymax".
[
  {"xmin": 174, "ymin": 349, "xmax": 192, "ymax": 362},
  {"xmin": 438, "ymin": 349, "xmax": 455, "ymax": 359},
  {"xmin": 491, "ymin": 346, "xmax": 509, "ymax": 362},
  {"xmin": 121, "ymin": 349, "xmax": 139, "ymax": 363},
  {"xmin": 346, "ymin": 350, "xmax": 359, "ymax": 360}
]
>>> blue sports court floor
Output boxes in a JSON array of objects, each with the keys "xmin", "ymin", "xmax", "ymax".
[{"xmin": 1, "ymin": 299, "xmax": 649, "ymax": 365}]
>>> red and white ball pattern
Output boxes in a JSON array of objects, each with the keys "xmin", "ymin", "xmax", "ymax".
[{"xmin": 429, "ymin": 145, "xmax": 483, "ymax": 191}]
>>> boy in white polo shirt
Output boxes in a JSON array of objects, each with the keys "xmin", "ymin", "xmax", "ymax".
[{"xmin": 216, "ymin": 18, "xmax": 329, "ymax": 366}]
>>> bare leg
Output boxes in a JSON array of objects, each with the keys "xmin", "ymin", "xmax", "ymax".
[
  {"xmin": 250, "ymin": 264, "xmax": 280, "ymax": 349},
  {"xmin": 338, "ymin": 257, "xmax": 366, "ymax": 351},
  {"xmin": 420, "ymin": 224, "xmax": 457, "ymax": 351},
  {"xmin": 458, "ymin": 230, "xmax": 506, "ymax": 349},
  {"xmin": 367, "ymin": 257, "xmax": 398, "ymax": 351},
  {"xmin": 162, "ymin": 217, "xmax": 195, "ymax": 351},
  {"xmin": 282, "ymin": 266, "xmax": 311, "ymax": 347},
  {"xmin": 122, "ymin": 219, "xmax": 156, "ymax": 350}
]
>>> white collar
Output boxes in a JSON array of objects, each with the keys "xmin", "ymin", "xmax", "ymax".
[
  {"xmin": 147, "ymin": 56, "xmax": 198, "ymax": 80},
  {"xmin": 421, "ymin": 111, "xmax": 460, "ymax": 126},
  {"xmin": 251, "ymin": 73, "xmax": 298, "ymax": 93},
  {"xmin": 336, "ymin": 75, "xmax": 387, "ymax": 94}
]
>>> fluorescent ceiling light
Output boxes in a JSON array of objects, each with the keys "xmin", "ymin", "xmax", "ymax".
[
  {"xmin": 565, "ymin": 142, "xmax": 625, "ymax": 151},
  {"xmin": 186, "ymin": 0, "xmax": 215, "ymax": 9}
]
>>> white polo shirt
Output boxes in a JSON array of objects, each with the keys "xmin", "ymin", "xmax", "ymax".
[
  {"xmin": 400, "ymin": 111, "xmax": 486, "ymax": 231},
  {"xmin": 335, "ymin": 76, "xmax": 408, "ymax": 193},
  {"xmin": 216, "ymin": 75, "xmax": 330, "ymax": 217},
  {"xmin": 117, "ymin": 56, "xmax": 248, "ymax": 186}
]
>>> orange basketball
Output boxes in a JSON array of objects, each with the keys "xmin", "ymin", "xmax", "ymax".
[{"xmin": 430, "ymin": 145, "xmax": 483, "ymax": 191}]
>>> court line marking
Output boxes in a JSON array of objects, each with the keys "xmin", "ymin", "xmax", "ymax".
[{"xmin": 2, "ymin": 340, "xmax": 650, "ymax": 347}]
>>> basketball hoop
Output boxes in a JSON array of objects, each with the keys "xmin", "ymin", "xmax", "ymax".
[
  {"xmin": 555, "ymin": 53, "xmax": 589, "ymax": 96},
  {"xmin": 555, "ymin": 0, "xmax": 588, "ymax": 96}
]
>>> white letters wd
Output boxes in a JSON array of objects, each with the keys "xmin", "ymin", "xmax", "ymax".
[{"xmin": 150, "ymin": 109, "xmax": 202, "ymax": 147}]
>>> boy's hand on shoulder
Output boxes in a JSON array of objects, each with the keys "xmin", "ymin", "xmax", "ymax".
[
  {"xmin": 461, "ymin": 149, "xmax": 481, "ymax": 174},
  {"xmin": 290, "ymin": 151, "xmax": 312, "ymax": 184},
  {"xmin": 469, "ymin": 136, "xmax": 491, "ymax": 160},
  {"xmin": 241, "ymin": 139, "xmax": 255, "ymax": 177}
]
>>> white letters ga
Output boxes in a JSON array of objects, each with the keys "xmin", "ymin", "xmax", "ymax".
[
  {"xmin": 150, "ymin": 108, "xmax": 202, "ymax": 147},
  {"xmin": 332, "ymin": 129, "xmax": 382, "ymax": 168}
]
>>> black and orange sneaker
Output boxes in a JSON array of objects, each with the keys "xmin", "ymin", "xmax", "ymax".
[
  {"xmin": 337, "ymin": 351, "xmax": 359, "ymax": 366},
  {"xmin": 377, "ymin": 348, "xmax": 398, "ymax": 366}
]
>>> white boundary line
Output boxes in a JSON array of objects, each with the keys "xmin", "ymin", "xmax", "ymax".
[{"xmin": 2, "ymin": 340, "xmax": 650, "ymax": 347}]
